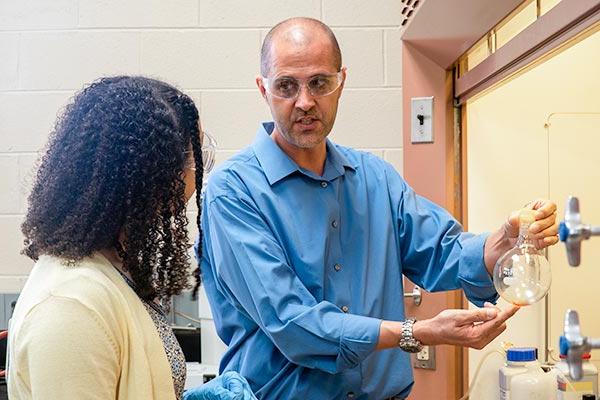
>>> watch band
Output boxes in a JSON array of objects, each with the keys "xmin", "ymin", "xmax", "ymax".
[{"xmin": 398, "ymin": 318, "xmax": 423, "ymax": 353}]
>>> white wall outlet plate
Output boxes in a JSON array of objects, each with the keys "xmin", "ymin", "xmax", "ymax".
[
  {"xmin": 411, "ymin": 96, "xmax": 434, "ymax": 143},
  {"xmin": 414, "ymin": 345, "xmax": 436, "ymax": 370},
  {"xmin": 416, "ymin": 346, "xmax": 430, "ymax": 361}
]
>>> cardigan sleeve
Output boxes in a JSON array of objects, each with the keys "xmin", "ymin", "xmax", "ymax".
[{"xmin": 11, "ymin": 295, "xmax": 121, "ymax": 399}]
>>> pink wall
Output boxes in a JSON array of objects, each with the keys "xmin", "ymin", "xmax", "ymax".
[
  {"xmin": 402, "ymin": 42, "xmax": 454, "ymax": 208},
  {"xmin": 402, "ymin": 41, "xmax": 463, "ymax": 399}
]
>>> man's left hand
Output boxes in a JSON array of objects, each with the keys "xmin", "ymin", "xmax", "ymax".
[
  {"xmin": 485, "ymin": 199, "xmax": 559, "ymax": 273},
  {"xmin": 504, "ymin": 199, "xmax": 559, "ymax": 249}
]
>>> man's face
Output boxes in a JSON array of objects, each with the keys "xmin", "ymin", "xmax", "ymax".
[{"xmin": 257, "ymin": 34, "xmax": 345, "ymax": 149}]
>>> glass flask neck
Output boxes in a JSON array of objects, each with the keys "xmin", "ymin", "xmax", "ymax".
[
  {"xmin": 516, "ymin": 209, "xmax": 536, "ymax": 247},
  {"xmin": 517, "ymin": 221, "xmax": 534, "ymax": 246}
]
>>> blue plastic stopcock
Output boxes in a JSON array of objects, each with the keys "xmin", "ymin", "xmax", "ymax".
[
  {"xmin": 507, "ymin": 347, "xmax": 538, "ymax": 362},
  {"xmin": 559, "ymin": 336, "xmax": 569, "ymax": 356},
  {"xmin": 559, "ymin": 222, "xmax": 569, "ymax": 242}
]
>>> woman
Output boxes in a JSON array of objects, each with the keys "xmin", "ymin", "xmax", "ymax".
[{"xmin": 8, "ymin": 76, "xmax": 254, "ymax": 399}]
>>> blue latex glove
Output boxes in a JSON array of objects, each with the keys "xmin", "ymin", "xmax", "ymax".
[{"xmin": 182, "ymin": 371, "xmax": 257, "ymax": 400}]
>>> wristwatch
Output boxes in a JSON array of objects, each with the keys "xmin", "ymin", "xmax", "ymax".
[{"xmin": 398, "ymin": 318, "xmax": 423, "ymax": 353}]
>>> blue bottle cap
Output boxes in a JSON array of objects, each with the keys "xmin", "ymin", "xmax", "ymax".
[{"xmin": 507, "ymin": 347, "xmax": 538, "ymax": 362}]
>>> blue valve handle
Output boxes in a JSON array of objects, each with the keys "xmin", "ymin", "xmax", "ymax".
[
  {"xmin": 559, "ymin": 222, "xmax": 569, "ymax": 242},
  {"xmin": 559, "ymin": 335, "xmax": 569, "ymax": 356}
]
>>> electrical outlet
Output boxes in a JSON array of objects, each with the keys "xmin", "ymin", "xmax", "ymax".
[
  {"xmin": 416, "ymin": 346, "xmax": 429, "ymax": 361},
  {"xmin": 413, "ymin": 345, "xmax": 436, "ymax": 370},
  {"xmin": 410, "ymin": 96, "xmax": 434, "ymax": 143}
]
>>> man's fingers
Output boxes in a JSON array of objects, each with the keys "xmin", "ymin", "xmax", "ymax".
[
  {"xmin": 507, "ymin": 200, "xmax": 558, "ymax": 238},
  {"xmin": 542, "ymin": 235, "xmax": 559, "ymax": 246},
  {"xmin": 501, "ymin": 304, "xmax": 520, "ymax": 320},
  {"xmin": 436, "ymin": 306, "xmax": 518, "ymax": 349},
  {"xmin": 531, "ymin": 200, "xmax": 557, "ymax": 220},
  {"xmin": 455, "ymin": 307, "xmax": 498, "ymax": 325},
  {"xmin": 455, "ymin": 304, "xmax": 518, "ymax": 328},
  {"xmin": 478, "ymin": 304, "xmax": 519, "ymax": 330},
  {"xmin": 530, "ymin": 215, "xmax": 558, "ymax": 235},
  {"xmin": 492, "ymin": 305, "xmax": 519, "ymax": 326},
  {"xmin": 532, "ymin": 224, "xmax": 558, "ymax": 240},
  {"xmin": 483, "ymin": 301, "xmax": 501, "ymax": 310}
]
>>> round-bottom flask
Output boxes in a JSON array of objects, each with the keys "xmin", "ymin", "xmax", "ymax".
[{"xmin": 493, "ymin": 209, "xmax": 552, "ymax": 306}]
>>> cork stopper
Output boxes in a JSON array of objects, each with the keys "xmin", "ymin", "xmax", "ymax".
[{"xmin": 518, "ymin": 209, "xmax": 536, "ymax": 225}]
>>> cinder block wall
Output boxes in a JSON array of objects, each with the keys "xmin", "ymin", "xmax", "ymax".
[{"xmin": 0, "ymin": 0, "xmax": 404, "ymax": 364}]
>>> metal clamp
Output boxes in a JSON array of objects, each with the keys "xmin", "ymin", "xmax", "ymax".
[
  {"xmin": 404, "ymin": 286, "xmax": 422, "ymax": 306},
  {"xmin": 560, "ymin": 196, "xmax": 600, "ymax": 266},
  {"xmin": 563, "ymin": 309, "xmax": 600, "ymax": 380}
]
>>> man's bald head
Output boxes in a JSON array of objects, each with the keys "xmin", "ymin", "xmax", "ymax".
[{"xmin": 260, "ymin": 17, "xmax": 342, "ymax": 77}]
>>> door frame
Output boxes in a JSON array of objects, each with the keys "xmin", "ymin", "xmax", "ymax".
[{"xmin": 401, "ymin": 1, "xmax": 600, "ymax": 397}]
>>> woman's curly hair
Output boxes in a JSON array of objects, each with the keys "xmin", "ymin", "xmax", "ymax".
[{"xmin": 21, "ymin": 76, "xmax": 204, "ymax": 301}]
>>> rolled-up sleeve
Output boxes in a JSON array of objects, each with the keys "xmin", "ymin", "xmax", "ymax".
[
  {"xmin": 202, "ymin": 191, "xmax": 382, "ymax": 374},
  {"xmin": 389, "ymin": 167, "xmax": 498, "ymax": 307}
]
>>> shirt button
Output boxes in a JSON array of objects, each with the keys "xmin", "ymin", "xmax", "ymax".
[
  {"xmin": 320, "ymin": 181, "xmax": 328, "ymax": 188},
  {"xmin": 341, "ymin": 305, "xmax": 349, "ymax": 313},
  {"xmin": 334, "ymin": 263, "xmax": 342, "ymax": 272},
  {"xmin": 347, "ymin": 392, "xmax": 355, "ymax": 399},
  {"xmin": 331, "ymin": 220, "xmax": 338, "ymax": 228}
]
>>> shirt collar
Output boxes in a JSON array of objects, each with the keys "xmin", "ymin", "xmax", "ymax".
[{"xmin": 252, "ymin": 122, "xmax": 356, "ymax": 186}]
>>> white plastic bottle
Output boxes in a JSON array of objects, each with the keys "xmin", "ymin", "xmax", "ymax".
[
  {"xmin": 499, "ymin": 347, "xmax": 554, "ymax": 400},
  {"xmin": 556, "ymin": 352, "xmax": 598, "ymax": 400}
]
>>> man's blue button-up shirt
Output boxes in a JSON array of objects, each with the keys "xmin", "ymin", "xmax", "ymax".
[{"xmin": 197, "ymin": 122, "xmax": 498, "ymax": 399}]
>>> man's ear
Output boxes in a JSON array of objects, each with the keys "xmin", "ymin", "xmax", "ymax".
[
  {"xmin": 256, "ymin": 76, "xmax": 268, "ymax": 100},
  {"xmin": 339, "ymin": 67, "xmax": 347, "ymax": 97}
]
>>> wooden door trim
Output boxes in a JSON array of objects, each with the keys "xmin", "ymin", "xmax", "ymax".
[{"xmin": 456, "ymin": 0, "xmax": 600, "ymax": 103}]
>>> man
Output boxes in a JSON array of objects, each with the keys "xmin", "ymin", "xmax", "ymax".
[{"xmin": 197, "ymin": 17, "xmax": 558, "ymax": 399}]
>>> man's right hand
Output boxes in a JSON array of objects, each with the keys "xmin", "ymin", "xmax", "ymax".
[{"xmin": 412, "ymin": 302, "xmax": 519, "ymax": 350}]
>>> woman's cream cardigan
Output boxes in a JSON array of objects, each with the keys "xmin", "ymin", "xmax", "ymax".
[{"xmin": 8, "ymin": 253, "xmax": 177, "ymax": 399}]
